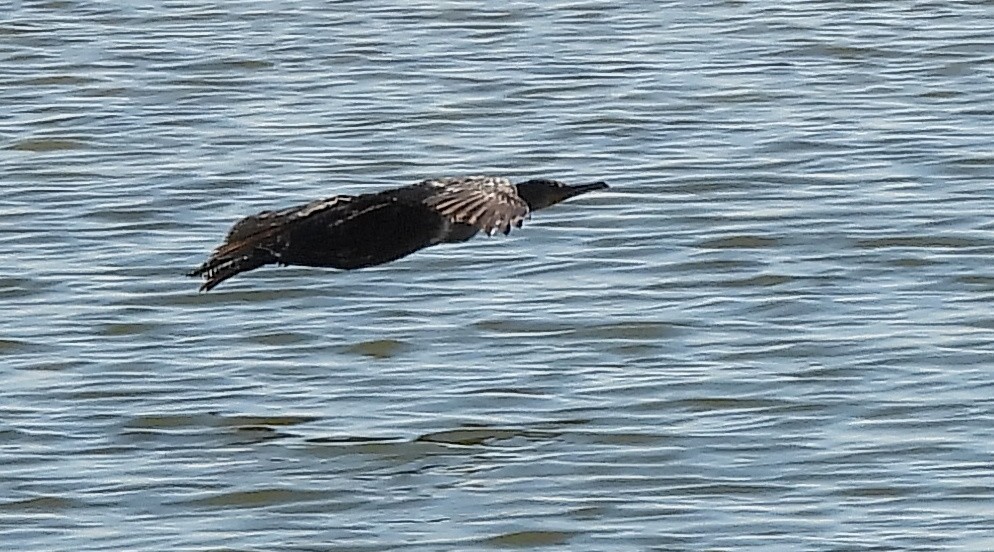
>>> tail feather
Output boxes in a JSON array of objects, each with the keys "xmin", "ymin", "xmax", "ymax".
[
  {"xmin": 188, "ymin": 245, "xmax": 278, "ymax": 292},
  {"xmin": 188, "ymin": 215, "xmax": 284, "ymax": 291},
  {"xmin": 188, "ymin": 214, "xmax": 293, "ymax": 292},
  {"xmin": 189, "ymin": 194, "xmax": 353, "ymax": 292}
]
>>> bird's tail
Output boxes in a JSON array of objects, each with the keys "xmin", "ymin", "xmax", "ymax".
[
  {"xmin": 188, "ymin": 248, "xmax": 276, "ymax": 292},
  {"xmin": 189, "ymin": 195, "xmax": 352, "ymax": 292},
  {"xmin": 188, "ymin": 214, "xmax": 292, "ymax": 292}
]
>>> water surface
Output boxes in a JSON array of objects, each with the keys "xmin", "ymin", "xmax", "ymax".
[{"xmin": 2, "ymin": 1, "xmax": 994, "ymax": 550}]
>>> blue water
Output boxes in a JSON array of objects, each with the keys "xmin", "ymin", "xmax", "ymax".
[{"xmin": 2, "ymin": 1, "xmax": 994, "ymax": 550}]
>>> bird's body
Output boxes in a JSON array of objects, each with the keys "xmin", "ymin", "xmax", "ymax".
[{"xmin": 189, "ymin": 176, "xmax": 608, "ymax": 291}]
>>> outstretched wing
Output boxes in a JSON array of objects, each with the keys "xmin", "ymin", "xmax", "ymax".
[
  {"xmin": 420, "ymin": 176, "xmax": 529, "ymax": 236},
  {"xmin": 189, "ymin": 195, "xmax": 354, "ymax": 291}
]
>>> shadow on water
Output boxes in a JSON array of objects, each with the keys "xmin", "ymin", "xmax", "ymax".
[{"xmin": 118, "ymin": 413, "xmax": 320, "ymax": 447}]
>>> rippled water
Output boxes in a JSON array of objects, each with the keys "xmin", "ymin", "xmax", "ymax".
[{"xmin": 3, "ymin": 1, "xmax": 994, "ymax": 550}]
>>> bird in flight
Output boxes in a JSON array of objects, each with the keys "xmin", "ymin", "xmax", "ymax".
[{"xmin": 189, "ymin": 175, "xmax": 608, "ymax": 291}]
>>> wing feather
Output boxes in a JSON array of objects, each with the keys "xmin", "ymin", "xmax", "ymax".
[{"xmin": 420, "ymin": 176, "xmax": 529, "ymax": 236}]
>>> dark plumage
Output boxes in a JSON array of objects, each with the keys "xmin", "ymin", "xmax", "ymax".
[{"xmin": 189, "ymin": 175, "xmax": 608, "ymax": 291}]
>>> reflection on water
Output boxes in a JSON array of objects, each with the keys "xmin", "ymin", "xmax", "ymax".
[{"xmin": 3, "ymin": 0, "xmax": 994, "ymax": 550}]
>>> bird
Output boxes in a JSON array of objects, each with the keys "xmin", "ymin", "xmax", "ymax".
[{"xmin": 189, "ymin": 175, "xmax": 609, "ymax": 292}]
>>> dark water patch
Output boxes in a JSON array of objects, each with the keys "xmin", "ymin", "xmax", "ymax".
[
  {"xmin": 562, "ymin": 431, "xmax": 671, "ymax": 447},
  {"xmin": 83, "ymin": 207, "xmax": 164, "ymax": 224},
  {"xmin": 6, "ymin": 138, "xmax": 89, "ymax": 151},
  {"xmin": 117, "ymin": 425, "xmax": 289, "ymax": 448},
  {"xmin": 165, "ymin": 76, "xmax": 264, "ymax": 89},
  {"xmin": 664, "ymin": 258, "xmax": 764, "ymax": 274},
  {"xmin": 78, "ymin": 86, "xmax": 133, "ymax": 98},
  {"xmin": 677, "ymin": 482, "xmax": 789, "ymax": 497},
  {"xmin": 244, "ymin": 331, "xmax": 317, "ymax": 346},
  {"xmin": 227, "ymin": 425, "xmax": 285, "ymax": 445},
  {"xmin": 461, "ymin": 387, "xmax": 549, "ymax": 397},
  {"xmin": 963, "ymin": 318, "xmax": 994, "ymax": 330},
  {"xmin": 13, "ymin": 360, "xmax": 78, "ymax": 372},
  {"xmin": 0, "ymin": 496, "xmax": 81, "ymax": 512},
  {"xmin": 631, "ymin": 395, "xmax": 825, "ymax": 417},
  {"xmin": 0, "ymin": 338, "xmax": 37, "ymax": 353},
  {"xmin": 576, "ymin": 321, "xmax": 682, "ymax": 341},
  {"xmin": 299, "ymin": 437, "xmax": 457, "ymax": 460},
  {"xmin": 673, "ymin": 397, "xmax": 800, "ymax": 413},
  {"xmin": 719, "ymin": 273, "xmax": 796, "ymax": 287},
  {"xmin": 416, "ymin": 428, "xmax": 529, "ymax": 446},
  {"xmin": 886, "ymin": 256, "xmax": 941, "ymax": 268},
  {"xmin": 955, "ymin": 275, "xmax": 994, "ymax": 289},
  {"xmin": 479, "ymin": 530, "xmax": 576, "ymax": 548},
  {"xmin": 344, "ymin": 338, "xmax": 408, "ymax": 359},
  {"xmin": 99, "ymin": 322, "xmax": 157, "ymax": 337},
  {"xmin": 609, "ymin": 343, "xmax": 663, "ymax": 357},
  {"xmin": 834, "ymin": 484, "xmax": 921, "ymax": 499},
  {"xmin": 180, "ymin": 488, "xmax": 340, "ymax": 510},
  {"xmin": 123, "ymin": 413, "xmax": 318, "ymax": 430},
  {"xmin": 697, "ymin": 235, "xmax": 781, "ymax": 249},
  {"xmin": 221, "ymin": 415, "xmax": 320, "ymax": 427},
  {"xmin": 855, "ymin": 235, "xmax": 989, "ymax": 249},
  {"xmin": 0, "ymin": 277, "xmax": 46, "ymax": 299},
  {"xmin": 173, "ymin": 58, "xmax": 275, "ymax": 72},
  {"xmin": 786, "ymin": 364, "xmax": 864, "ymax": 382},
  {"xmin": 531, "ymin": 417, "xmax": 593, "ymax": 431},
  {"xmin": 307, "ymin": 435, "xmax": 400, "ymax": 445},
  {"xmin": 17, "ymin": 74, "xmax": 101, "ymax": 86}
]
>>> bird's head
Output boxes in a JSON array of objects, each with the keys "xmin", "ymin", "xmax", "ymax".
[{"xmin": 514, "ymin": 178, "xmax": 609, "ymax": 211}]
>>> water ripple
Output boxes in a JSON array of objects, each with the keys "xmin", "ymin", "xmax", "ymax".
[{"xmin": 2, "ymin": 1, "xmax": 994, "ymax": 550}]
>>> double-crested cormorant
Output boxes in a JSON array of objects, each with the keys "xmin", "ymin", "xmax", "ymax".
[{"xmin": 189, "ymin": 175, "xmax": 608, "ymax": 291}]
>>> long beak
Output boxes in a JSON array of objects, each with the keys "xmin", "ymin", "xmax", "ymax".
[{"xmin": 560, "ymin": 181, "xmax": 609, "ymax": 201}]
